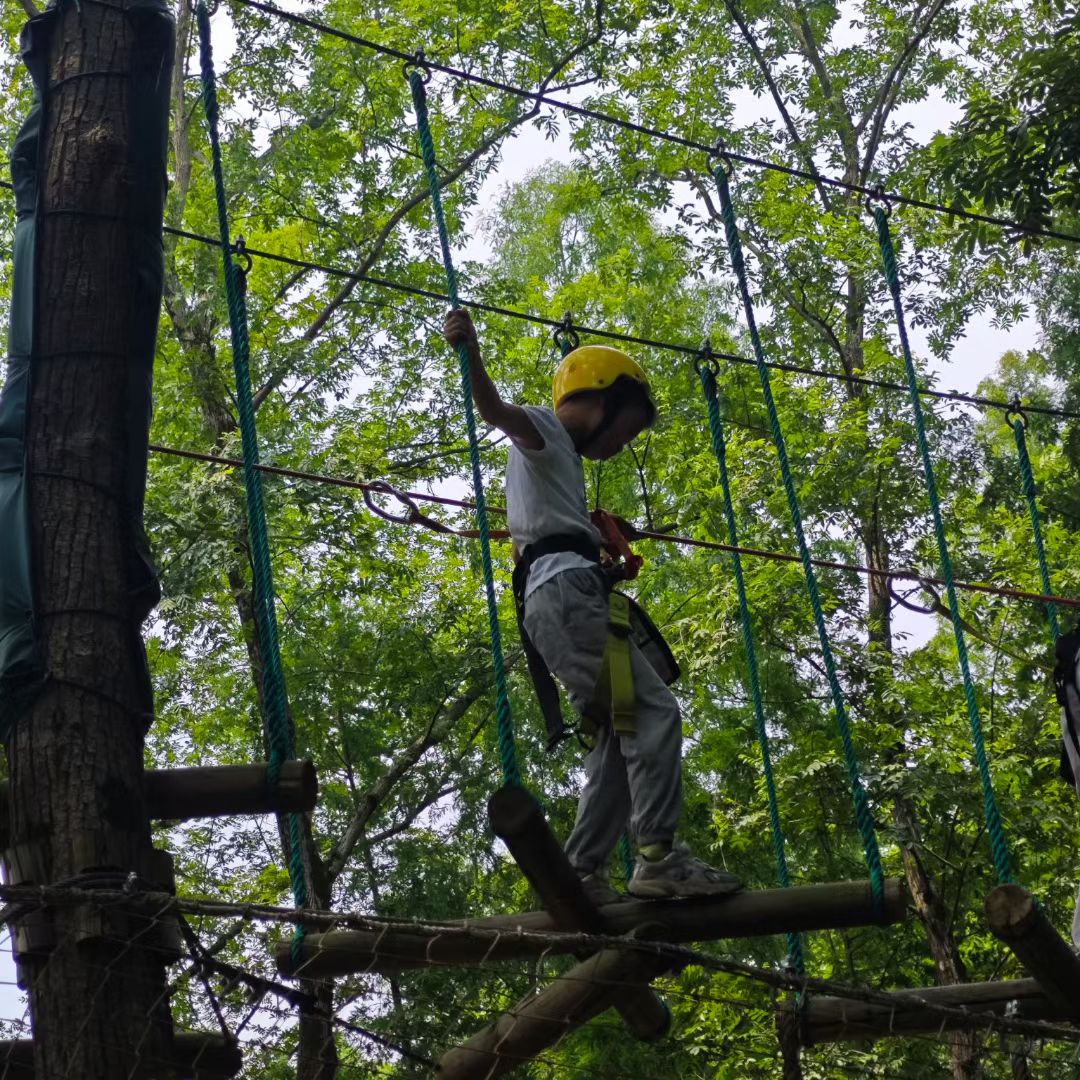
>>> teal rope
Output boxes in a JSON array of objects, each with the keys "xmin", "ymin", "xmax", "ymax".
[
  {"xmin": 618, "ymin": 832, "xmax": 635, "ymax": 886},
  {"xmin": 713, "ymin": 166, "xmax": 885, "ymax": 906},
  {"xmin": 407, "ymin": 68, "xmax": 521, "ymax": 788},
  {"xmin": 871, "ymin": 203, "xmax": 1015, "ymax": 886},
  {"xmin": 196, "ymin": 2, "xmax": 310, "ymax": 942},
  {"xmin": 697, "ymin": 359, "xmax": 804, "ymax": 974},
  {"xmin": 1012, "ymin": 417, "xmax": 1061, "ymax": 643}
]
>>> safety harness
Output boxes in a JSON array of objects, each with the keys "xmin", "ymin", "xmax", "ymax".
[{"xmin": 512, "ymin": 510, "xmax": 679, "ymax": 750}]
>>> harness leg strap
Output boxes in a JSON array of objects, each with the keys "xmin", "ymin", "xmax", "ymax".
[{"xmin": 594, "ymin": 591, "xmax": 636, "ymax": 736}]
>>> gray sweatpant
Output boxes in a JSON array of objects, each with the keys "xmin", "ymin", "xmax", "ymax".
[{"xmin": 523, "ymin": 567, "xmax": 683, "ymax": 876}]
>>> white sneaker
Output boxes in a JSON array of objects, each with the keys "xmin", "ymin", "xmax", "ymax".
[{"xmin": 628, "ymin": 843, "xmax": 742, "ymax": 899}]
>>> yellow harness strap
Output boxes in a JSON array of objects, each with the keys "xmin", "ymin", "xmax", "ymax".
[{"xmin": 594, "ymin": 591, "xmax": 636, "ymax": 736}]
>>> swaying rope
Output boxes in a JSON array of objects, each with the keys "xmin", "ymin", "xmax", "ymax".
[
  {"xmin": 712, "ymin": 161, "xmax": 885, "ymax": 907},
  {"xmin": 870, "ymin": 201, "xmax": 1015, "ymax": 886},
  {"xmin": 697, "ymin": 354, "xmax": 804, "ymax": 974},
  {"xmin": 195, "ymin": 0, "xmax": 310, "ymax": 938},
  {"xmin": 1009, "ymin": 409, "xmax": 1061, "ymax": 643},
  {"xmin": 407, "ymin": 63, "xmax": 522, "ymax": 788}
]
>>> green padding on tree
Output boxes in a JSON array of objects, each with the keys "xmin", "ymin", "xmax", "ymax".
[{"xmin": 0, "ymin": 0, "xmax": 172, "ymax": 736}]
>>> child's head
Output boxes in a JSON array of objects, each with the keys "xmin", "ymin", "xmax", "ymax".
[{"xmin": 553, "ymin": 346, "xmax": 656, "ymax": 459}]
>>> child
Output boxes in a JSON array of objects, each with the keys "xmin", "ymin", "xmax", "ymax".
[{"xmin": 444, "ymin": 308, "xmax": 741, "ymax": 904}]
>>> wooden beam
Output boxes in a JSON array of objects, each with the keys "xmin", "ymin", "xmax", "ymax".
[
  {"xmin": 0, "ymin": 1033, "xmax": 242, "ymax": 1078},
  {"xmin": 146, "ymin": 760, "xmax": 317, "ymax": 820},
  {"xmin": 278, "ymin": 877, "xmax": 907, "ymax": 978},
  {"xmin": 437, "ymin": 945, "xmax": 674, "ymax": 1079},
  {"xmin": 0, "ymin": 760, "xmax": 316, "ymax": 845},
  {"xmin": 986, "ymin": 884, "xmax": 1080, "ymax": 1019},
  {"xmin": 788, "ymin": 978, "xmax": 1073, "ymax": 1045},
  {"xmin": 487, "ymin": 783, "xmax": 672, "ymax": 1043}
]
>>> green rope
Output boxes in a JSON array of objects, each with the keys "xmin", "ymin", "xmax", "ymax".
[
  {"xmin": 196, "ymin": 1, "xmax": 310, "ymax": 943},
  {"xmin": 407, "ymin": 66, "xmax": 521, "ymax": 788},
  {"xmin": 618, "ymin": 832, "xmax": 635, "ymax": 886},
  {"xmin": 1011, "ymin": 415, "xmax": 1061, "ymax": 643},
  {"xmin": 697, "ymin": 356, "xmax": 804, "ymax": 974},
  {"xmin": 713, "ymin": 164, "xmax": 885, "ymax": 907},
  {"xmin": 871, "ymin": 203, "xmax": 1015, "ymax": 886}
]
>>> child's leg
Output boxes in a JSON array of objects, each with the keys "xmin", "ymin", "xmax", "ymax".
[
  {"xmin": 563, "ymin": 727, "xmax": 631, "ymax": 876},
  {"xmin": 619, "ymin": 640, "xmax": 683, "ymax": 848}
]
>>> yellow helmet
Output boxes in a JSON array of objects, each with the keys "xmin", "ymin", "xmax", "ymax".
[{"xmin": 552, "ymin": 345, "xmax": 652, "ymax": 410}]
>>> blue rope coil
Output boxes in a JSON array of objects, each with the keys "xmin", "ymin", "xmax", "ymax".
[
  {"xmin": 698, "ymin": 357, "xmax": 804, "ymax": 974},
  {"xmin": 871, "ymin": 202, "xmax": 1014, "ymax": 886},
  {"xmin": 408, "ymin": 66, "xmax": 522, "ymax": 788},
  {"xmin": 713, "ymin": 164, "xmax": 885, "ymax": 908},
  {"xmin": 196, "ymin": 0, "xmax": 309, "ymax": 958}
]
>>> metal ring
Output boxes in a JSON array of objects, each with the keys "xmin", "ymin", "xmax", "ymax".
[
  {"xmin": 887, "ymin": 579, "xmax": 935, "ymax": 615},
  {"xmin": 1004, "ymin": 393, "xmax": 1028, "ymax": 430},
  {"xmin": 232, "ymin": 235, "xmax": 253, "ymax": 276},
  {"xmin": 693, "ymin": 340, "xmax": 720, "ymax": 378},
  {"xmin": 552, "ymin": 311, "xmax": 580, "ymax": 353},
  {"xmin": 865, "ymin": 183, "xmax": 891, "ymax": 218},
  {"xmin": 402, "ymin": 49, "xmax": 432, "ymax": 85},
  {"xmin": 362, "ymin": 481, "xmax": 419, "ymax": 526},
  {"xmin": 706, "ymin": 139, "xmax": 734, "ymax": 179}
]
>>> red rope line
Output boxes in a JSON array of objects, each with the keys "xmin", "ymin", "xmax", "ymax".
[{"xmin": 150, "ymin": 442, "xmax": 1080, "ymax": 612}]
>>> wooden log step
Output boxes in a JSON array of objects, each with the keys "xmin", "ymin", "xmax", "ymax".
[
  {"xmin": 786, "ymin": 978, "xmax": 1073, "ymax": 1045},
  {"xmin": 437, "ymin": 945, "xmax": 675, "ymax": 1079},
  {"xmin": 0, "ymin": 761, "xmax": 316, "ymax": 844},
  {"xmin": 986, "ymin": 884, "xmax": 1080, "ymax": 1019},
  {"xmin": 0, "ymin": 1033, "xmax": 242, "ymax": 1077},
  {"xmin": 487, "ymin": 784, "xmax": 673, "ymax": 1043},
  {"xmin": 278, "ymin": 877, "xmax": 907, "ymax": 978}
]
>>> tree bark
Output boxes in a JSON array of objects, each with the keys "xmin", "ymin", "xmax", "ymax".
[{"xmin": 6, "ymin": 0, "xmax": 175, "ymax": 1076}]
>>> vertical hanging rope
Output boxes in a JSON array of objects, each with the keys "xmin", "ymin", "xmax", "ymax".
[
  {"xmin": 407, "ymin": 63, "xmax": 521, "ymax": 788},
  {"xmin": 1009, "ymin": 407, "xmax": 1061, "ymax": 643},
  {"xmin": 870, "ymin": 200, "xmax": 1015, "ymax": 886},
  {"xmin": 697, "ymin": 352, "xmax": 804, "ymax": 974},
  {"xmin": 195, "ymin": 1, "xmax": 310, "ymax": 931},
  {"xmin": 712, "ymin": 160, "xmax": 884, "ymax": 906}
]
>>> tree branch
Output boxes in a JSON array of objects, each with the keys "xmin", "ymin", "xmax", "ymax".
[
  {"xmin": 788, "ymin": 1, "xmax": 859, "ymax": 179},
  {"xmin": 856, "ymin": 0, "xmax": 951, "ymax": 183},
  {"xmin": 722, "ymin": 0, "xmax": 832, "ymax": 212},
  {"xmin": 18, "ymin": 0, "xmax": 38, "ymax": 16},
  {"xmin": 295, "ymin": 26, "xmax": 605, "ymax": 353},
  {"xmin": 324, "ymin": 654, "xmax": 520, "ymax": 882}
]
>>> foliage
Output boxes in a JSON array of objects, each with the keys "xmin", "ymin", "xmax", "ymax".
[{"xmin": 3, "ymin": 0, "xmax": 1080, "ymax": 1075}]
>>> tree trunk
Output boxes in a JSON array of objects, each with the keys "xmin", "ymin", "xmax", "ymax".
[{"xmin": 5, "ymin": 0, "xmax": 175, "ymax": 1076}]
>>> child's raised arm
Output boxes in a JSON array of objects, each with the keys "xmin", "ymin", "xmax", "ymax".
[{"xmin": 443, "ymin": 310, "xmax": 542, "ymax": 450}]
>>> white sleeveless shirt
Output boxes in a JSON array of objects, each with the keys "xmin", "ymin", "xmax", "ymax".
[{"xmin": 505, "ymin": 406, "xmax": 601, "ymax": 598}]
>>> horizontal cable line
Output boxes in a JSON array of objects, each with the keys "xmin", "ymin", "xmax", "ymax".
[
  {"xmin": 3, "ymin": 179, "xmax": 1077, "ymax": 421},
  {"xmin": 232, "ymin": 0, "xmax": 1080, "ymax": 247},
  {"xmin": 150, "ymin": 441, "xmax": 1080, "ymax": 610},
  {"xmin": 6, "ymin": 883, "xmax": 1080, "ymax": 1048},
  {"xmin": 165, "ymin": 224, "xmax": 1080, "ymax": 421}
]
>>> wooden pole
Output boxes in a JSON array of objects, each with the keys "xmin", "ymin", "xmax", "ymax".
[
  {"xmin": 278, "ymin": 877, "xmax": 907, "ymax": 978},
  {"xmin": 437, "ymin": 945, "xmax": 674, "ymax": 1079},
  {"xmin": 985, "ymin": 884, "xmax": 1080, "ymax": 1019},
  {"xmin": 0, "ymin": 760, "xmax": 316, "ymax": 847},
  {"xmin": 487, "ymin": 784, "xmax": 672, "ymax": 1042},
  {"xmin": 0, "ymin": 1033, "xmax": 242, "ymax": 1078},
  {"xmin": 788, "ymin": 978, "xmax": 1072, "ymax": 1045}
]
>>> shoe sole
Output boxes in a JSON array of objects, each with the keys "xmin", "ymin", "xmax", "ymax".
[{"xmin": 627, "ymin": 879, "xmax": 743, "ymax": 900}]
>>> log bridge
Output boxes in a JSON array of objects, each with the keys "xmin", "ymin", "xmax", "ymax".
[
  {"xmin": 277, "ymin": 784, "xmax": 908, "ymax": 1077},
  {"xmin": 787, "ymin": 884, "xmax": 1080, "ymax": 1047}
]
